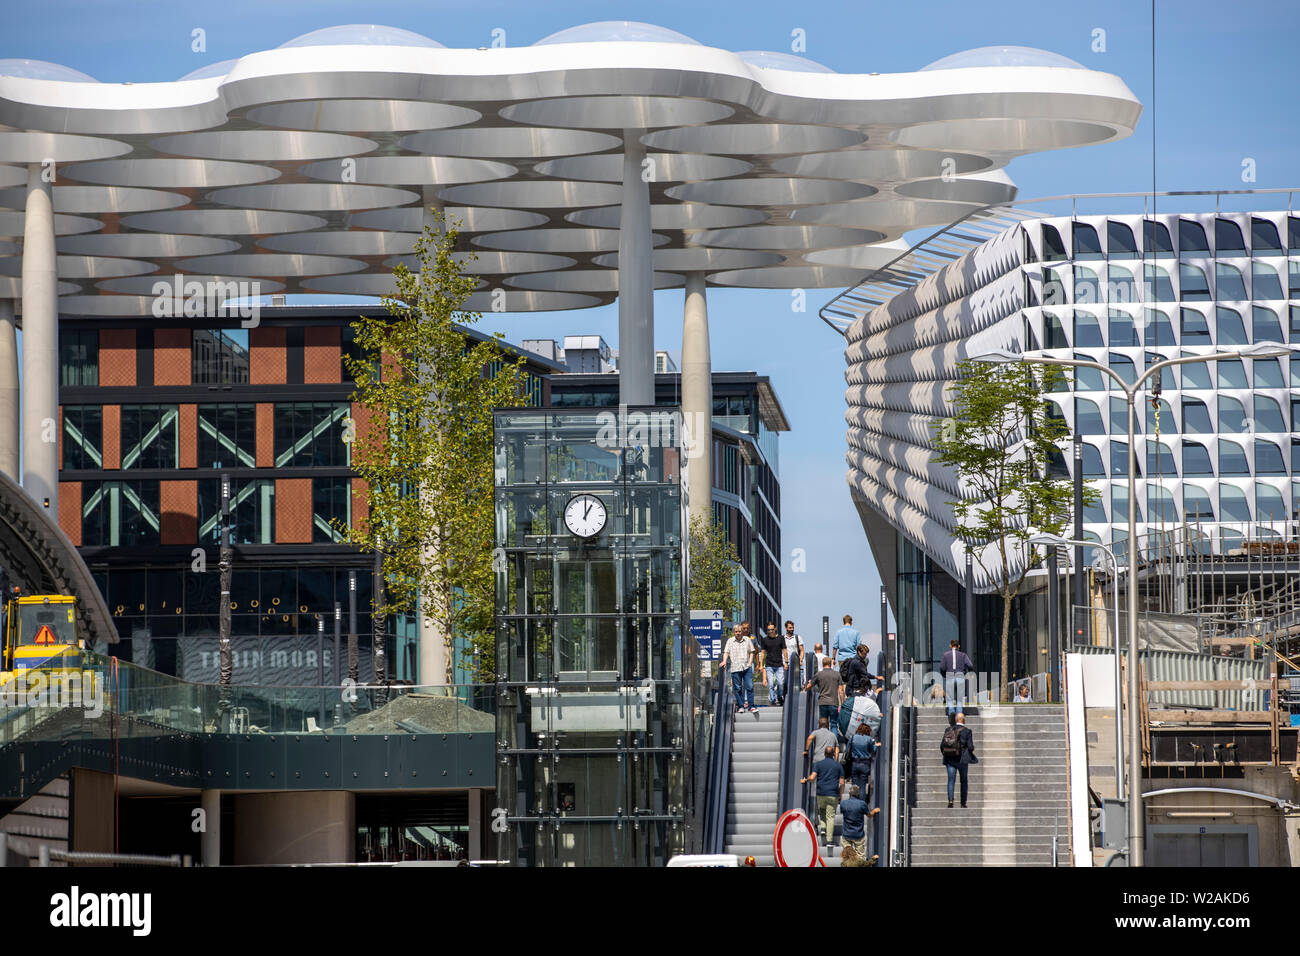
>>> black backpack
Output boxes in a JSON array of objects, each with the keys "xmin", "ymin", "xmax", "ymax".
[
  {"xmin": 940, "ymin": 725, "xmax": 962, "ymax": 759},
  {"xmin": 839, "ymin": 657, "xmax": 855, "ymax": 691}
]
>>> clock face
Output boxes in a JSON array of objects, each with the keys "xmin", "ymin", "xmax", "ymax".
[{"xmin": 564, "ymin": 494, "xmax": 607, "ymax": 538}]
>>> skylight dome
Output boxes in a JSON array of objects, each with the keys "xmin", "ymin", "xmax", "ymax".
[
  {"xmin": 921, "ymin": 46, "xmax": 1085, "ymax": 71},
  {"xmin": 278, "ymin": 25, "xmax": 444, "ymax": 49},
  {"xmin": 0, "ymin": 59, "xmax": 97, "ymax": 82},
  {"xmin": 534, "ymin": 21, "xmax": 700, "ymax": 46}
]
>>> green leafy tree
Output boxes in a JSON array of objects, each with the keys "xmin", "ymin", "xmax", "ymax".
[
  {"xmin": 688, "ymin": 514, "xmax": 744, "ymax": 622},
  {"xmin": 343, "ymin": 211, "xmax": 525, "ymax": 684},
  {"xmin": 931, "ymin": 359, "xmax": 1090, "ymax": 701}
]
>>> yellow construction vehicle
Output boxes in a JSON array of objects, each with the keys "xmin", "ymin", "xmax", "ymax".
[{"xmin": 1, "ymin": 591, "xmax": 85, "ymax": 690}]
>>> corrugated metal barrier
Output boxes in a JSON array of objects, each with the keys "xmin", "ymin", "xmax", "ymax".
[{"xmin": 1074, "ymin": 645, "xmax": 1269, "ymax": 711}]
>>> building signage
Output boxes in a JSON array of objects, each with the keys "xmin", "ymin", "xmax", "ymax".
[{"xmin": 689, "ymin": 609, "xmax": 724, "ymax": 661}]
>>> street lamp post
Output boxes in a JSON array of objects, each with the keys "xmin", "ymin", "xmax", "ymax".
[
  {"xmin": 975, "ymin": 342, "xmax": 1293, "ymax": 868},
  {"xmin": 1030, "ymin": 533, "xmax": 1122, "ymax": 803}
]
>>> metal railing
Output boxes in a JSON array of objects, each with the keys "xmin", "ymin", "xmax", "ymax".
[{"xmin": 702, "ymin": 669, "xmax": 733, "ymax": 855}]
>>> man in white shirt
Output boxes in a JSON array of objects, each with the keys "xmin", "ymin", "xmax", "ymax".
[{"xmin": 719, "ymin": 624, "xmax": 755, "ymax": 713}]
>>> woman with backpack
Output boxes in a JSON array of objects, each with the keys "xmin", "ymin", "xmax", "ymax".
[{"xmin": 940, "ymin": 713, "xmax": 976, "ymax": 809}]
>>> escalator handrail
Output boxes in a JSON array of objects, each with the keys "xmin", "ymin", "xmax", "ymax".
[
  {"xmin": 703, "ymin": 668, "xmax": 734, "ymax": 854},
  {"xmin": 777, "ymin": 659, "xmax": 797, "ymax": 813}
]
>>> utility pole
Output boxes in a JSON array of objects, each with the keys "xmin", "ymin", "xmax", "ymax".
[{"xmin": 347, "ymin": 569, "xmax": 358, "ymax": 683}]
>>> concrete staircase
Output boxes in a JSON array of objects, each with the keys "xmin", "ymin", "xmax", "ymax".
[
  {"xmin": 910, "ymin": 706, "xmax": 1070, "ymax": 867},
  {"xmin": 724, "ymin": 706, "xmax": 782, "ymax": 866}
]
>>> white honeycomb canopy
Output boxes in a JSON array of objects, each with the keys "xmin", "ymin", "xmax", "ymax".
[{"xmin": 0, "ymin": 25, "xmax": 1141, "ymax": 315}]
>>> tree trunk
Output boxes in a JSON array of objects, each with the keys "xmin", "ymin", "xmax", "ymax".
[{"xmin": 999, "ymin": 592, "xmax": 1013, "ymax": 703}]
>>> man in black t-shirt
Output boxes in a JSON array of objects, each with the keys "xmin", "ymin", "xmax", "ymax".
[{"xmin": 758, "ymin": 622, "xmax": 788, "ymax": 706}]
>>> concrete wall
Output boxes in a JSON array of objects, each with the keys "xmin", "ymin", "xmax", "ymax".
[{"xmin": 233, "ymin": 791, "xmax": 355, "ymax": 865}]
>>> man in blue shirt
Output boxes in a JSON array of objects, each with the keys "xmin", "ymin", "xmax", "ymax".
[
  {"xmin": 832, "ymin": 615, "xmax": 860, "ymax": 667},
  {"xmin": 839, "ymin": 784, "xmax": 876, "ymax": 861},
  {"xmin": 800, "ymin": 745, "xmax": 843, "ymax": 850}
]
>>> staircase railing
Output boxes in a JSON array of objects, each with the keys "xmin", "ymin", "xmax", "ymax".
[
  {"xmin": 702, "ymin": 669, "xmax": 733, "ymax": 855},
  {"xmin": 891, "ymin": 660, "xmax": 919, "ymax": 867}
]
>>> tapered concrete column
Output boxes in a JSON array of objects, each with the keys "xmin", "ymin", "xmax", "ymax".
[
  {"xmin": 21, "ymin": 166, "xmax": 58, "ymax": 514},
  {"xmin": 0, "ymin": 299, "xmax": 18, "ymax": 480},
  {"xmin": 681, "ymin": 274, "xmax": 712, "ymax": 528},
  {"xmin": 617, "ymin": 131, "xmax": 654, "ymax": 407},
  {"xmin": 200, "ymin": 789, "xmax": 221, "ymax": 866}
]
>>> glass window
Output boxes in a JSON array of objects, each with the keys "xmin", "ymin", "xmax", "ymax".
[
  {"xmin": 1043, "ymin": 311, "xmax": 1068, "ymax": 349},
  {"xmin": 1255, "ymin": 440, "xmax": 1286, "ymax": 476},
  {"xmin": 1215, "ymin": 307, "xmax": 1248, "ymax": 345},
  {"xmin": 62, "ymin": 406, "xmax": 103, "ymax": 470},
  {"xmin": 1180, "ymin": 353, "xmax": 1212, "ymax": 389},
  {"xmin": 192, "ymin": 329, "xmax": 250, "ymax": 385},
  {"xmin": 1073, "ymin": 221, "xmax": 1103, "ymax": 259},
  {"xmin": 312, "ymin": 477, "xmax": 351, "ymax": 543},
  {"xmin": 1183, "ymin": 484, "xmax": 1214, "ymax": 521},
  {"xmin": 1214, "ymin": 218, "xmax": 1246, "ymax": 255},
  {"xmin": 60, "ymin": 330, "xmax": 99, "ymax": 387},
  {"xmin": 1180, "ymin": 308, "xmax": 1211, "ymax": 345},
  {"xmin": 1074, "ymin": 265, "xmax": 1101, "ymax": 304},
  {"xmin": 1112, "ymin": 484, "xmax": 1139, "ymax": 520},
  {"xmin": 197, "ymin": 404, "xmax": 257, "ymax": 469},
  {"xmin": 1294, "ymin": 479, "xmax": 1300, "ymax": 520},
  {"xmin": 1073, "ymin": 310, "xmax": 1104, "ymax": 346},
  {"xmin": 1217, "ymin": 360, "xmax": 1248, "ymax": 390},
  {"xmin": 1178, "ymin": 219, "xmax": 1208, "ymax": 253},
  {"xmin": 1179, "ymin": 263, "xmax": 1210, "ymax": 300},
  {"xmin": 1144, "ymin": 265, "xmax": 1176, "ymax": 302},
  {"xmin": 1109, "ymin": 309, "xmax": 1138, "ymax": 347},
  {"xmin": 1107, "ymin": 220, "xmax": 1138, "ymax": 259},
  {"xmin": 1146, "ymin": 440, "xmax": 1176, "ymax": 476},
  {"xmin": 1082, "ymin": 443, "xmax": 1105, "ymax": 478},
  {"xmin": 1256, "ymin": 482, "xmax": 1287, "ymax": 520},
  {"xmin": 120, "ymin": 405, "xmax": 179, "ymax": 470},
  {"xmin": 1110, "ymin": 396, "xmax": 1129, "ymax": 433},
  {"xmin": 1023, "ymin": 229, "xmax": 1038, "ymax": 263},
  {"xmin": 1252, "ymin": 306, "xmax": 1284, "ymax": 343},
  {"xmin": 1041, "ymin": 223, "xmax": 1067, "ymax": 261},
  {"xmin": 1219, "ymin": 483, "xmax": 1250, "ymax": 521},
  {"xmin": 1083, "ymin": 488, "xmax": 1107, "ymax": 521},
  {"xmin": 274, "ymin": 402, "xmax": 351, "ymax": 467},
  {"xmin": 1182, "ymin": 441, "xmax": 1213, "ymax": 475},
  {"xmin": 81, "ymin": 480, "xmax": 161, "ymax": 547},
  {"xmin": 1215, "ymin": 262, "xmax": 1247, "ymax": 300},
  {"xmin": 1109, "ymin": 353, "xmax": 1136, "ymax": 387},
  {"xmin": 1251, "ymin": 262, "xmax": 1284, "ymax": 300},
  {"xmin": 1218, "ymin": 439, "xmax": 1249, "ymax": 476},
  {"xmin": 1294, "ymin": 441, "xmax": 1300, "ymax": 475},
  {"xmin": 1253, "ymin": 395, "xmax": 1286, "ymax": 432},
  {"xmin": 1218, "ymin": 394, "xmax": 1247, "ymax": 431},
  {"xmin": 1251, "ymin": 217, "xmax": 1282, "ymax": 255},
  {"xmin": 1143, "ymin": 309, "xmax": 1175, "ymax": 347},
  {"xmin": 1182, "ymin": 398, "xmax": 1212, "ymax": 433},
  {"xmin": 198, "ymin": 478, "xmax": 275, "ymax": 545},
  {"xmin": 1073, "ymin": 354, "xmax": 1105, "ymax": 391},
  {"xmin": 1143, "ymin": 219, "xmax": 1174, "ymax": 257},
  {"xmin": 1111, "ymin": 440, "xmax": 1140, "ymax": 477},
  {"xmin": 1291, "ymin": 262, "xmax": 1300, "ymax": 299},
  {"xmin": 1075, "ymin": 398, "xmax": 1104, "ymax": 435},
  {"xmin": 1147, "ymin": 485, "xmax": 1176, "ymax": 522},
  {"xmin": 1289, "ymin": 217, "xmax": 1300, "ymax": 250},
  {"xmin": 1253, "ymin": 358, "xmax": 1284, "ymax": 389}
]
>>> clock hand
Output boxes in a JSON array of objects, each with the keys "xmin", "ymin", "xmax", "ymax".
[{"xmin": 583, "ymin": 501, "xmax": 591, "ymax": 520}]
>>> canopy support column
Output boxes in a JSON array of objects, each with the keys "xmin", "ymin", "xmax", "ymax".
[
  {"xmin": 618, "ymin": 131, "xmax": 654, "ymax": 408},
  {"xmin": 21, "ymin": 166, "xmax": 59, "ymax": 514}
]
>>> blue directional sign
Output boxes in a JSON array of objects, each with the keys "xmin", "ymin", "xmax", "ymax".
[{"xmin": 690, "ymin": 609, "xmax": 724, "ymax": 661}]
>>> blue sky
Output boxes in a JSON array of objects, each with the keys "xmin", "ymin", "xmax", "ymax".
[{"xmin": 6, "ymin": 0, "xmax": 1299, "ymax": 649}]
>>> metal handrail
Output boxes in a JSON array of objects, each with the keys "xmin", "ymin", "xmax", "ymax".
[{"xmin": 702, "ymin": 669, "xmax": 733, "ymax": 854}]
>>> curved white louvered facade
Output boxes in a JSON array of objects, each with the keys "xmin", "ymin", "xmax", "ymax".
[{"xmin": 845, "ymin": 209, "xmax": 1300, "ymax": 594}]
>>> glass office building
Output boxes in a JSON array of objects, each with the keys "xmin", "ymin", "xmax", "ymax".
[{"xmin": 493, "ymin": 408, "xmax": 689, "ymax": 866}]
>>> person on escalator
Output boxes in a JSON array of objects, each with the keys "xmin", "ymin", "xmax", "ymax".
[
  {"xmin": 721, "ymin": 625, "xmax": 755, "ymax": 714},
  {"xmin": 800, "ymin": 744, "xmax": 843, "ymax": 850},
  {"xmin": 803, "ymin": 716, "xmax": 839, "ymax": 764},
  {"xmin": 839, "ymin": 784, "xmax": 879, "ymax": 860},
  {"xmin": 806, "ymin": 657, "xmax": 843, "ymax": 728},
  {"xmin": 847, "ymin": 724, "xmax": 878, "ymax": 799},
  {"xmin": 758, "ymin": 623, "xmax": 788, "ymax": 706}
]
